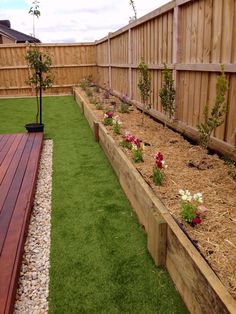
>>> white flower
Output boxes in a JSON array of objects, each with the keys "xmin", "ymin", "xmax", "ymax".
[
  {"xmin": 113, "ymin": 116, "xmax": 122, "ymax": 125},
  {"xmin": 193, "ymin": 193, "xmax": 203, "ymax": 203},
  {"xmin": 181, "ymin": 194, "xmax": 188, "ymax": 201},
  {"xmin": 161, "ymin": 160, "xmax": 168, "ymax": 169},
  {"xmin": 132, "ymin": 144, "xmax": 137, "ymax": 150},
  {"xmin": 104, "ymin": 113, "xmax": 108, "ymax": 119},
  {"xmin": 179, "ymin": 189, "xmax": 192, "ymax": 202}
]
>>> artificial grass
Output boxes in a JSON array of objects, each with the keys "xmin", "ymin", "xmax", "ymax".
[{"xmin": 0, "ymin": 96, "xmax": 187, "ymax": 313}]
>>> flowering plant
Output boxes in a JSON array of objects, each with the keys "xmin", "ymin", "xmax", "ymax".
[
  {"xmin": 131, "ymin": 138, "xmax": 144, "ymax": 163},
  {"xmin": 153, "ymin": 152, "xmax": 167, "ymax": 186},
  {"xmin": 112, "ymin": 116, "xmax": 122, "ymax": 134},
  {"xmin": 103, "ymin": 111, "xmax": 113, "ymax": 126},
  {"xmin": 120, "ymin": 94, "xmax": 128, "ymax": 103},
  {"xmin": 179, "ymin": 190, "xmax": 207, "ymax": 226},
  {"xmin": 103, "ymin": 82, "xmax": 111, "ymax": 99},
  {"xmin": 120, "ymin": 131, "xmax": 135, "ymax": 149}
]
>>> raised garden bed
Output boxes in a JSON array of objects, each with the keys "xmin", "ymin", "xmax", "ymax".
[{"xmin": 73, "ymin": 86, "xmax": 236, "ymax": 314}]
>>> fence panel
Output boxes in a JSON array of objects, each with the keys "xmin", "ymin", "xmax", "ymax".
[
  {"xmin": 0, "ymin": 0, "xmax": 235, "ymax": 153},
  {"xmin": 0, "ymin": 43, "xmax": 96, "ymax": 96}
]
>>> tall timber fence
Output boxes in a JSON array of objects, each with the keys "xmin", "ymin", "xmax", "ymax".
[
  {"xmin": 0, "ymin": 43, "xmax": 96, "ymax": 96},
  {"xmin": 0, "ymin": 0, "xmax": 235, "ymax": 155}
]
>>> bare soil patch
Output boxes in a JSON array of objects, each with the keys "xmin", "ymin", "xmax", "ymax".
[{"xmin": 83, "ymin": 88, "xmax": 236, "ymax": 299}]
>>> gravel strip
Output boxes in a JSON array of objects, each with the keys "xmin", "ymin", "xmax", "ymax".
[{"xmin": 14, "ymin": 140, "xmax": 53, "ymax": 314}]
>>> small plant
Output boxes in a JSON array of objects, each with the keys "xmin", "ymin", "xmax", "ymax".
[
  {"xmin": 103, "ymin": 89, "xmax": 110, "ymax": 99},
  {"xmin": 103, "ymin": 111, "xmax": 113, "ymax": 126},
  {"xmin": 93, "ymin": 84, "xmax": 100, "ymax": 93},
  {"xmin": 86, "ymin": 89, "xmax": 93, "ymax": 97},
  {"xmin": 153, "ymin": 152, "xmax": 167, "ymax": 186},
  {"xmin": 119, "ymin": 102, "xmax": 130, "ymax": 114},
  {"xmin": 95, "ymin": 103, "xmax": 104, "ymax": 110},
  {"xmin": 102, "ymin": 82, "xmax": 111, "ymax": 99},
  {"xmin": 138, "ymin": 58, "xmax": 151, "ymax": 125},
  {"xmin": 120, "ymin": 132, "xmax": 135, "ymax": 149},
  {"xmin": 197, "ymin": 65, "xmax": 228, "ymax": 147},
  {"xmin": 88, "ymin": 97, "xmax": 97, "ymax": 105},
  {"xmin": 111, "ymin": 101, "xmax": 117, "ymax": 112},
  {"xmin": 112, "ymin": 116, "xmax": 122, "ymax": 134},
  {"xmin": 120, "ymin": 94, "xmax": 128, "ymax": 103},
  {"xmin": 132, "ymin": 138, "xmax": 144, "ymax": 163},
  {"xmin": 79, "ymin": 78, "xmax": 90, "ymax": 91},
  {"xmin": 159, "ymin": 63, "xmax": 175, "ymax": 123},
  {"xmin": 179, "ymin": 190, "xmax": 207, "ymax": 226}
]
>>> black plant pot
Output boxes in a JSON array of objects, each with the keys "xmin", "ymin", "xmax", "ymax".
[{"xmin": 25, "ymin": 123, "xmax": 44, "ymax": 133}]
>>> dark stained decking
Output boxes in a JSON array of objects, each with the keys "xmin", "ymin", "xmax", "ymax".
[{"xmin": 0, "ymin": 133, "xmax": 43, "ymax": 314}]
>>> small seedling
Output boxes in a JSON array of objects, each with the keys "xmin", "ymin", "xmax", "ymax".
[
  {"xmin": 118, "ymin": 103, "xmax": 130, "ymax": 113},
  {"xmin": 95, "ymin": 103, "xmax": 104, "ymax": 110}
]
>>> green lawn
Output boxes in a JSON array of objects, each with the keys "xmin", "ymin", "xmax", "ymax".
[{"xmin": 0, "ymin": 96, "xmax": 187, "ymax": 313}]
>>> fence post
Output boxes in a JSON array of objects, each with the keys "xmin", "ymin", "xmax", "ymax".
[
  {"xmin": 108, "ymin": 33, "xmax": 112, "ymax": 89},
  {"xmin": 173, "ymin": 4, "xmax": 180, "ymax": 119},
  {"xmin": 128, "ymin": 28, "xmax": 132, "ymax": 99}
]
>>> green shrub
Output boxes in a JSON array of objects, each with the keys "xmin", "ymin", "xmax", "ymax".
[
  {"xmin": 197, "ymin": 65, "xmax": 228, "ymax": 147},
  {"xmin": 159, "ymin": 63, "xmax": 175, "ymax": 122}
]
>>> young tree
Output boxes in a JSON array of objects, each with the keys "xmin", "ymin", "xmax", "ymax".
[
  {"xmin": 197, "ymin": 65, "xmax": 228, "ymax": 148},
  {"xmin": 159, "ymin": 63, "xmax": 175, "ymax": 126},
  {"xmin": 29, "ymin": 0, "xmax": 40, "ymax": 37},
  {"xmin": 138, "ymin": 58, "xmax": 151, "ymax": 125},
  {"xmin": 129, "ymin": 0, "xmax": 137, "ymax": 20},
  {"xmin": 25, "ymin": 0, "xmax": 54, "ymax": 131}
]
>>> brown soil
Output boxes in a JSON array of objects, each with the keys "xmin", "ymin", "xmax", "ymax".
[{"xmin": 84, "ymin": 88, "xmax": 236, "ymax": 299}]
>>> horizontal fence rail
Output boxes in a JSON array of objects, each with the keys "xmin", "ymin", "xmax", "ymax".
[{"xmin": 0, "ymin": 0, "xmax": 235, "ymax": 154}]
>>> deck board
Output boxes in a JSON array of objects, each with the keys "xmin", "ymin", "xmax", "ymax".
[{"xmin": 0, "ymin": 133, "xmax": 43, "ymax": 314}]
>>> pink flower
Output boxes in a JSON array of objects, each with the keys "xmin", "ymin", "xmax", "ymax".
[
  {"xmin": 192, "ymin": 217, "xmax": 201, "ymax": 225},
  {"xmin": 196, "ymin": 205, "xmax": 207, "ymax": 217},
  {"xmin": 124, "ymin": 133, "xmax": 135, "ymax": 142},
  {"xmin": 105, "ymin": 111, "xmax": 113, "ymax": 118},
  {"xmin": 133, "ymin": 138, "xmax": 141, "ymax": 148}
]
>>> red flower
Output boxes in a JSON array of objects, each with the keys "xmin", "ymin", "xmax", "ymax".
[
  {"xmin": 155, "ymin": 152, "xmax": 164, "ymax": 169},
  {"xmin": 192, "ymin": 216, "xmax": 201, "ymax": 225}
]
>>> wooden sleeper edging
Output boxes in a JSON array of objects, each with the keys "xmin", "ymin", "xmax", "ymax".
[{"xmin": 74, "ymin": 87, "xmax": 236, "ymax": 314}]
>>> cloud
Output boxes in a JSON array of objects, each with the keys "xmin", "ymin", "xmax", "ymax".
[{"xmin": 0, "ymin": 0, "xmax": 169, "ymax": 43}]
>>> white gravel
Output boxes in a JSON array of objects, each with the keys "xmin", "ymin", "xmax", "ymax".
[{"xmin": 14, "ymin": 140, "xmax": 53, "ymax": 314}]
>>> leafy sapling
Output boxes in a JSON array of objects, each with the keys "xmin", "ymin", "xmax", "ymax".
[
  {"xmin": 29, "ymin": 0, "xmax": 40, "ymax": 37},
  {"xmin": 197, "ymin": 65, "xmax": 228, "ymax": 148},
  {"xmin": 159, "ymin": 63, "xmax": 175, "ymax": 125},
  {"xmin": 138, "ymin": 58, "xmax": 151, "ymax": 125}
]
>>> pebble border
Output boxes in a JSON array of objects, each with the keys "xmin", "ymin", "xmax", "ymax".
[{"xmin": 14, "ymin": 140, "xmax": 53, "ymax": 314}]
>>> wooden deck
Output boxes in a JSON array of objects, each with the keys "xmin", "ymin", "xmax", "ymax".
[{"xmin": 0, "ymin": 133, "xmax": 43, "ymax": 314}]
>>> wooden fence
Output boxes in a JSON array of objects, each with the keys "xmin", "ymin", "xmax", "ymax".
[
  {"xmin": 96, "ymin": 0, "xmax": 236, "ymax": 153},
  {"xmin": 0, "ymin": 43, "xmax": 96, "ymax": 96},
  {"xmin": 0, "ymin": 0, "xmax": 235, "ymax": 155}
]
